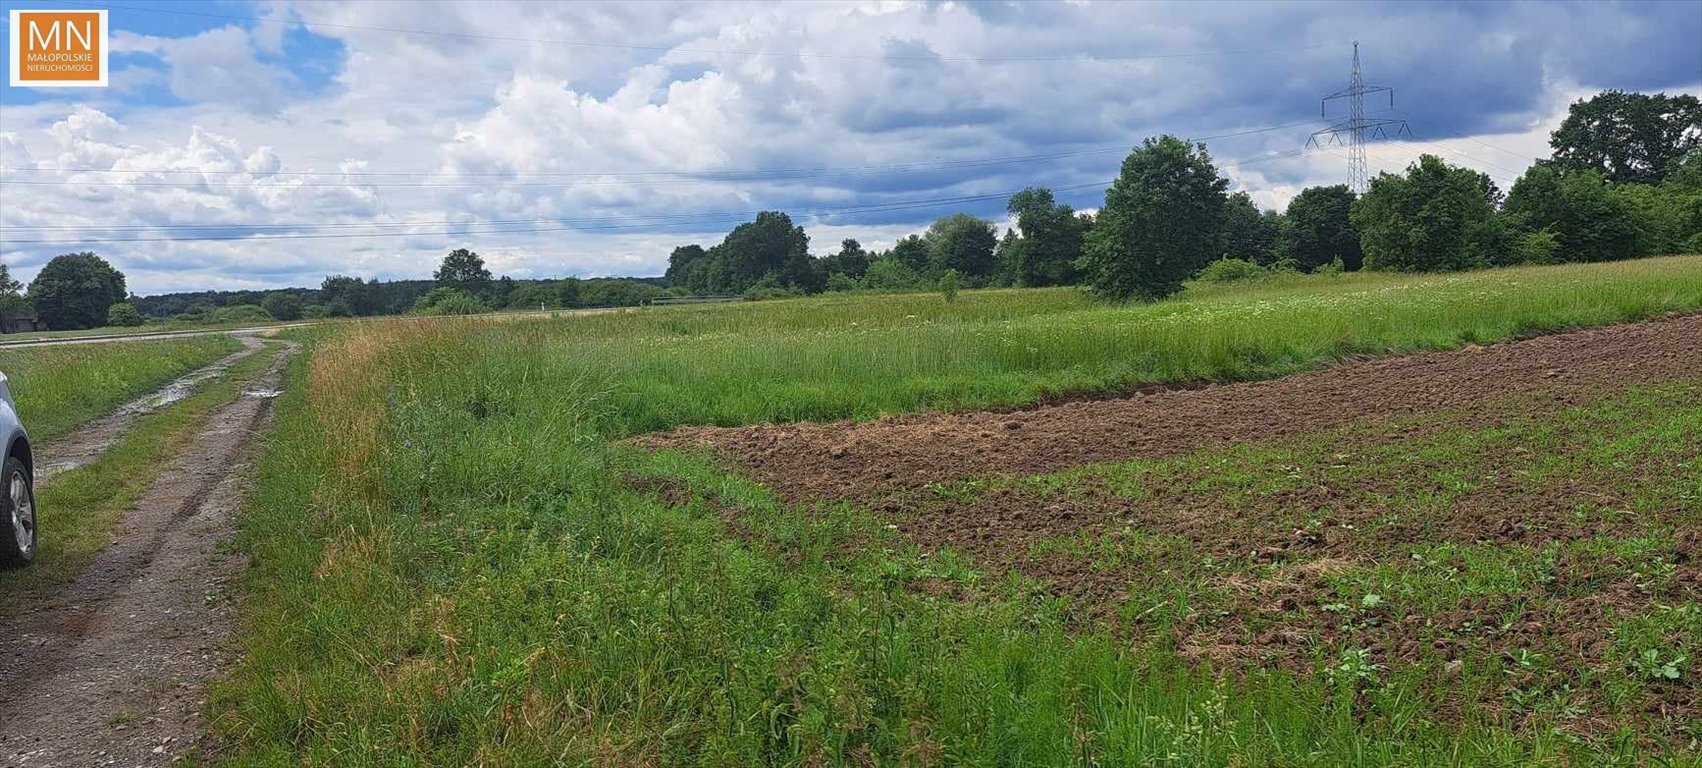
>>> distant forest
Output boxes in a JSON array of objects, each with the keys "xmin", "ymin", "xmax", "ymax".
[{"xmin": 129, "ymin": 275, "xmax": 672, "ymax": 322}]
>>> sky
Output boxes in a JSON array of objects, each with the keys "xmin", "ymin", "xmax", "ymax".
[{"xmin": 1, "ymin": 0, "xmax": 1699, "ymax": 296}]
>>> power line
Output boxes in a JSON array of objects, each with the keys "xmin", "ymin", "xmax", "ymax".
[
  {"xmin": 0, "ymin": 119, "xmax": 1322, "ymax": 185},
  {"xmin": 33, "ymin": 1, "xmax": 1328, "ymax": 64},
  {"xmin": 1306, "ymin": 42, "xmax": 1409, "ymax": 194},
  {"xmin": 0, "ymin": 183, "xmax": 1102, "ymax": 245},
  {"xmin": 1378, "ymin": 138, "xmax": 1524, "ymax": 184},
  {"xmin": 0, "ymin": 148, "xmax": 1316, "ymax": 245},
  {"xmin": 1390, "ymin": 109, "xmax": 1546, "ymax": 165}
]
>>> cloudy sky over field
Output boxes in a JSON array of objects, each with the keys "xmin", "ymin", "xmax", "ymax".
[{"xmin": 1, "ymin": 0, "xmax": 1699, "ymax": 294}]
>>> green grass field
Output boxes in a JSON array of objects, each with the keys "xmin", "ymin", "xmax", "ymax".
[
  {"xmin": 0, "ymin": 336, "xmax": 243, "ymax": 442},
  {"xmin": 214, "ymin": 256, "xmax": 1701, "ymax": 765}
]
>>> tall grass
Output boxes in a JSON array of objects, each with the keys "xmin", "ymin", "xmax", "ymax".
[
  {"xmin": 214, "ymin": 256, "xmax": 1702, "ymax": 765},
  {"xmin": 0, "ymin": 335, "xmax": 242, "ymax": 441},
  {"xmin": 471, "ymin": 256, "xmax": 1699, "ymax": 432}
]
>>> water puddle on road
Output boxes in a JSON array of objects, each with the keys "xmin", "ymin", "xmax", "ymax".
[{"xmin": 34, "ymin": 340, "xmax": 264, "ymax": 482}]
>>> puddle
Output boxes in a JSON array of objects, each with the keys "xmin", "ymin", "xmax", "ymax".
[
  {"xmin": 37, "ymin": 460, "xmax": 80, "ymax": 481},
  {"xmin": 112, "ymin": 364, "xmax": 233, "ymax": 417},
  {"xmin": 33, "ymin": 339, "xmax": 265, "ymax": 485},
  {"xmin": 242, "ymin": 390, "xmax": 282, "ymax": 399}
]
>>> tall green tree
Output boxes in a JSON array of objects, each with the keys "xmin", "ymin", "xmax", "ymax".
[
  {"xmin": 888, "ymin": 235, "xmax": 930, "ymax": 274},
  {"xmin": 924, "ymin": 213, "xmax": 999, "ymax": 280},
  {"xmin": 820, "ymin": 239, "xmax": 870, "ymax": 279},
  {"xmin": 1005, "ymin": 187, "xmax": 1085, "ymax": 286},
  {"xmin": 1078, "ymin": 135, "xmax": 1228, "ymax": 299},
  {"xmin": 1216, "ymin": 192, "xmax": 1280, "ymax": 265},
  {"xmin": 1353, "ymin": 155, "xmax": 1507, "ymax": 272},
  {"xmin": 665, "ymin": 244, "xmax": 707, "ymax": 287},
  {"xmin": 716, "ymin": 211, "xmax": 811, "ymax": 290},
  {"xmin": 0, "ymin": 264, "xmax": 27, "ymax": 322},
  {"xmin": 1279, "ymin": 185, "xmax": 1361, "ymax": 271},
  {"xmin": 1505, "ymin": 165, "xmax": 1640, "ymax": 263},
  {"xmin": 26, "ymin": 252, "xmax": 127, "ymax": 330},
  {"xmin": 1549, "ymin": 91, "xmax": 1702, "ymax": 185},
  {"xmin": 320, "ymin": 274, "xmax": 378, "ymax": 316},
  {"xmin": 435, "ymin": 248, "xmax": 492, "ymax": 295}
]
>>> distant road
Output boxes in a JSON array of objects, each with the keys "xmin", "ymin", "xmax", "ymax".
[{"xmin": 0, "ymin": 307, "xmax": 628, "ymax": 349}]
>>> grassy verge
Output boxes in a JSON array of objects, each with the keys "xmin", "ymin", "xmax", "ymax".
[
  {"xmin": 214, "ymin": 257, "xmax": 1701, "ymax": 765},
  {"xmin": 0, "ymin": 335, "xmax": 243, "ymax": 441},
  {"xmin": 0, "ymin": 346, "xmax": 276, "ymax": 609}
]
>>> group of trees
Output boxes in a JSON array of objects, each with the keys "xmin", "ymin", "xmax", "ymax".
[
  {"xmin": 1090, "ymin": 90, "xmax": 1699, "ymax": 295},
  {"xmin": 663, "ymin": 201, "xmax": 1085, "ymax": 298},
  {"xmin": 657, "ymin": 90, "xmax": 1697, "ymax": 301},
  {"xmin": 0, "ymin": 248, "xmax": 676, "ymax": 331},
  {"xmin": 0, "ymin": 253, "xmax": 131, "ymax": 331}
]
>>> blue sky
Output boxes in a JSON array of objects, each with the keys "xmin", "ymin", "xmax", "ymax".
[{"xmin": 2, "ymin": 0, "xmax": 1699, "ymax": 294}]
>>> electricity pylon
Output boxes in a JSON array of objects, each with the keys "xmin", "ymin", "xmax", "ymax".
[{"xmin": 1308, "ymin": 42, "xmax": 1410, "ymax": 193}]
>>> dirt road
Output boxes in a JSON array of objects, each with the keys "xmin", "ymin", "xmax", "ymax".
[
  {"xmin": 0, "ymin": 341, "xmax": 298, "ymax": 767},
  {"xmin": 35, "ymin": 337, "xmax": 267, "ymax": 482}
]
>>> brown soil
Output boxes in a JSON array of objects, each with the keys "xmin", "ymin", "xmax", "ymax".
[
  {"xmin": 36, "ymin": 336, "xmax": 266, "ymax": 481},
  {"xmin": 0, "ymin": 341, "xmax": 298, "ymax": 767},
  {"xmin": 644, "ymin": 313, "xmax": 1702, "ymax": 505},
  {"xmin": 640, "ymin": 315, "xmax": 1702, "ymax": 739}
]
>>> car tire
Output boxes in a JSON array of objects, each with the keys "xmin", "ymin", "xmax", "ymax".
[{"xmin": 0, "ymin": 456, "xmax": 36, "ymax": 568}]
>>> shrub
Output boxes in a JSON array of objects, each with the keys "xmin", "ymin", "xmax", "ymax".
[
  {"xmin": 1194, "ymin": 257, "xmax": 1268, "ymax": 284},
  {"xmin": 262, "ymin": 292, "xmax": 304, "ymax": 321},
  {"xmin": 938, "ymin": 269, "xmax": 961, "ymax": 302},
  {"xmin": 105, "ymin": 302, "xmax": 144, "ymax": 327},
  {"xmin": 211, "ymin": 304, "xmax": 275, "ymax": 324},
  {"xmin": 410, "ymin": 287, "xmax": 486, "ymax": 315},
  {"xmin": 861, "ymin": 256, "xmax": 925, "ymax": 291},
  {"xmin": 1511, "ymin": 229, "xmax": 1561, "ymax": 265},
  {"xmin": 825, "ymin": 273, "xmax": 860, "ymax": 293}
]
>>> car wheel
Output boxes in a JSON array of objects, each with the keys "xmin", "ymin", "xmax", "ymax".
[{"xmin": 0, "ymin": 456, "xmax": 36, "ymax": 568}]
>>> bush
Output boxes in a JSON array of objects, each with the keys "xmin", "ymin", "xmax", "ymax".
[
  {"xmin": 262, "ymin": 292, "xmax": 304, "ymax": 321},
  {"xmin": 938, "ymin": 269, "xmax": 961, "ymax": 302},
  {"xmin": 825, "ymin": 273, "xmax": 859, "ymax": 293},
  {"xmin": 211, "ymin": 304, "xmax": 275, "ymax": 324},
  {"xmin": 860, "ymin": 256, "xmax": 925, "ymax": 291},
  {"xmin": 410, "ymin": 287, "xmax": 486, "ymax": 316},
  {"xmin": 1511, "ymin": 229, "xmax": 1561, "ymax": 265},
  {"xmin": 1194, "ymin": 257, "xmax": 1268, "ymax": 284},
  {"xmin": 741, "ymin": 282, "xmax": 804, "ymax": 302},
  {"xmin": 105, "ymin": 302, "xmax": 144, "ymax": 327}
]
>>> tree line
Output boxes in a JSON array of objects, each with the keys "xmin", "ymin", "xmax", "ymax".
[
  {"xmin": 0, "ymin": 248, "xmax": 675, "ymax": 331},
  {"xmin": 662, "ymin": 90, "xmax": 1701, "ymax": 300},
  {"xmin": 2, "ymin": 90, "xmax": 1696, "ymax": 331}
]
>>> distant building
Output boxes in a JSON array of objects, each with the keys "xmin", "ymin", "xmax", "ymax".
[{"xmin": 0, "ymin": 308, "xmax": 46, "ymax": 334}]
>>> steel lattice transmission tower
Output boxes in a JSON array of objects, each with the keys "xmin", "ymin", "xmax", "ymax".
[{"xmin": 1308, "ymin": 42, "xmax": 1410, "ymax": 193}]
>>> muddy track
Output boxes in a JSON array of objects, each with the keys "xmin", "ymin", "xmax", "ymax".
[
  {"xmin": 35, "ymin": 337, "xmax": 267, "ymax": 482},
  {"xmin": 646, "ymin": 313, "xmax": 1702, "ymax": 504},
  {"xmin": 0, "ymin": 341, "xmax": 298, "ymax": 767}
]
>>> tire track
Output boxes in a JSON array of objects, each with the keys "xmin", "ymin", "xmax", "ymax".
[
  {"xmin": 35, "ymin": 337, "xmax": 266, "ymax": 482},
  {"xmin": 0, "ymin": 341, "xmax": 298, "ymax": 768}
]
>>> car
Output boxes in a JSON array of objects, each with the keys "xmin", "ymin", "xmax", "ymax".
[{"xmin": 0, "ymin": 371, "xmax": 35, "ymax": 568}]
